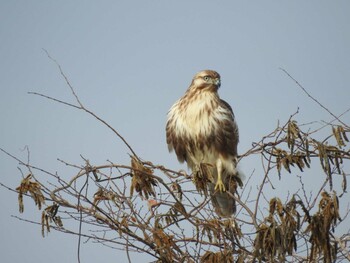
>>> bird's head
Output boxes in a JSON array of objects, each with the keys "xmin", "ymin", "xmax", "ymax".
[{"xmin": 190, "ymin": 70, "xmax": 221, "ymax": 92}]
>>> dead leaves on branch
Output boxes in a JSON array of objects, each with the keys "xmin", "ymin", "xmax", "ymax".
[
  {"xmin": 316, "ymin": 142, "xmax": 345, "ymax": 189},
  {"xmin": 254, "ymin": 197, "xmax": 300, "ymax": 261},
  {"xmin": 287, "ymin": 120, "xmax": 303, "ymax": 150},
  {"xmin": 152, "ymin": 227, "xmax": 179, "ymax": 262},
  {"xmin": 150, "ymin": 201, "xmax": 187, "ymax": 229},
  {"xmin": 277, "ymin": 121, "xmax": 310, "ymax": 174},
  {"xmin": 254, "ymin": 192, "xmax": 342, "ymax": 262},
  {"xmin": 272, "ymin": 120, "xmax": 350, "ymax": 191},
  {"xmin": 274, "ymin": 148, "xmax": 310, "ymax": 176},
  {"xmin": 192, "ymin": 163, "xmax": 213, "ymax": 196},
  {"xmin": 198, "ymin": 219, "xmax": 242, "ymax": 262},
  {"xmin": 15, "ymin": 174, "xmax": 63, "ymax": 237},
  {"xmin": 305, "ymin": 191, "xmax": 341, "ymax": 263},
  {"xmin": 274, "ymin": 120, "xmax": 313, "ymax": 177},
  {"xmin": 170, "ymin": 180, "xmax": 183, "ymax": 201},
  {"xmin": 198, "ymin": 218, "xmax": 242, "ymax": 246},
  {"xmin": 130, "ymin": 156, "xmax": 158, "ymax": 199},
  {"xmin": 16, "ymin": 174, "xmax": 45, "ymax": 213},
  {"xmin": 41, "ymin": 203, "xmax": 63, "ymax": 237},
  {"xmin": 332, "ymin": 125, "xmax": 349, "ymax": 148},
  {"xmin": 93, "ymin": 187, "xmax": 118, "ymax": 206},
  {"xmin": 200, "ymin": 250, "xmax": 233, "ymax": 263}
]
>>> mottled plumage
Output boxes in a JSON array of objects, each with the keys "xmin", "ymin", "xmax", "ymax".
[{"xmin": 166, "ymin": 70, "xmax": 244, "ymax": 217}]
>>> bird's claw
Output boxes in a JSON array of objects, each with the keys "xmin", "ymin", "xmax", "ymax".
[{"xmin": 214, "ymin": 180, "xmax": 226, "ymax": 192}]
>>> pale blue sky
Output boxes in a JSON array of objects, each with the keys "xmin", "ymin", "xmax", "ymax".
[{"xmin": 1, "ymin": 1, "xmax": 349, "ymax": 262}]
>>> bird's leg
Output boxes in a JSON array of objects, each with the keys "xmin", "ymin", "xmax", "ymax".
[{"xmin": 214, "ymin": 159, "xmax": 226, "ymax": 192}]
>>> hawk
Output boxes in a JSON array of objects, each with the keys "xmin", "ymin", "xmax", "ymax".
[{"xmin": 166, "ymin": 70, "xmax": 244, "ymax": 217}]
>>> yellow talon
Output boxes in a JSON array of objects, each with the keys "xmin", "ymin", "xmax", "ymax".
[{"xmin": 214, "ymin": 179, "xmax": 226, "ymax": 192}]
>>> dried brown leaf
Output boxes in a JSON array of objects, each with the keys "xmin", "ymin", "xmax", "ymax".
[
  {"xmin": 287, "ymin": 120, "xmax": 301, "ymax": 150},
  {"xmin": 130, "ymin": 156, "xmax": 157, "ymax": 199},
  {"xmin": 16, "ymin": 174, "xmax": 45, "ymax": 213},
  {"xmin": 173, "ymin": 201, "xmax": 187, "ymax": 216},
  {"xmin": 171, "ymin": 181, "xmax": 183, "ymax": 201},
  {"xmin": 341, "ymin": 171, "xmax": 347, "ymax": 196},
  {"xmin": 192, "ymin": 163, "xmax": 213, "ymax": 196},
  {"xmin": 201, "ymin": 250, "xmax": 233, "ymax": 263},
  {"xmin": 152, "ymin": 228, "xmax": 178, "ymax": 262},
  {"xmin": 41, "ymin": 203, "xmax": 61, "ymax": 237},
  {"xmin": 333, "ymin": 126, "xmax": 345, "ymax": 147},
  {"xmin": 307, "ymin": 191, "xmax": 340, "ymax": 262}
]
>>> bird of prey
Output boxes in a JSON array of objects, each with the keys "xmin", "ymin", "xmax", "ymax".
[{"xmin": 166, "ymin": 70, "xmax": 244, "ymax": 217}]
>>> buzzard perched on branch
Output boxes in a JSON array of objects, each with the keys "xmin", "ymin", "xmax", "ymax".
[{"xmin": 166, "ymin": 70, "xmax": 244, "ymax": 217}]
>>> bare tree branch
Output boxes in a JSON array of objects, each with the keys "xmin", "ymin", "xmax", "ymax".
[{"xmin": 280, "ymin": 67, "xmax": 348, "ymax": 128}]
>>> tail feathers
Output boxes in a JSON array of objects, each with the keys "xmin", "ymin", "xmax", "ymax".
[
  {"xmin": 208, "ymin": 167, "xmax": 244, "ymax": 217},
  {"xmin": 209, "ymin": 183, "xmax": 236, "ymax": 218}
]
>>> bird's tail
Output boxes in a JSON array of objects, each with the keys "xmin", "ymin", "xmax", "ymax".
[
  {"xmin": 209, "ymin": 169, "xmax": 242, "ymax": 217},
  {"xmin": 209, "ymin": 183, "xmax": 236, "ymax": 217}
]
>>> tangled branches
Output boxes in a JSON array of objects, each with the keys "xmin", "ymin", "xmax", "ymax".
[
  {"xmin": 1, "ymin": 60, "xmax": 350, "ymax": 262},
  {"xmin": 2, "ymin": 112, "xmax": 349, "ymax": 262}
]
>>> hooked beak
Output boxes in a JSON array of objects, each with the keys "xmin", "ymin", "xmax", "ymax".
[{"xmin": 213, "ymin": 78, "xmax": 221, "ymax": 88}]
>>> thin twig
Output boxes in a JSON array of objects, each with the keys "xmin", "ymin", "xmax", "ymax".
[
  {"xmin": 35, "ymin": 50, "xmax": 140, "ymax": 159},
  {"xmin": 280, "ymin": 68, "xmax": 348, "ymax": 128},
  {"xmin": 42, "ymin": 49, "xmax": 83, "ymax": 107}
]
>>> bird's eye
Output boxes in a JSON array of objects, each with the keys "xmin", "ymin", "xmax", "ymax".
[{"xmin": 203, "ymin": 76, "xmax": 210, "ymax": 82}]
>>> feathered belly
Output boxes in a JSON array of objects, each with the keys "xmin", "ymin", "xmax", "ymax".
[
  {"xmin": 167, "ymin": 93, "xmax": 239, "ymax": 178},
  {"xmin": 181, "ymin": 126, "xmax": 237, "ymax": 178}
]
